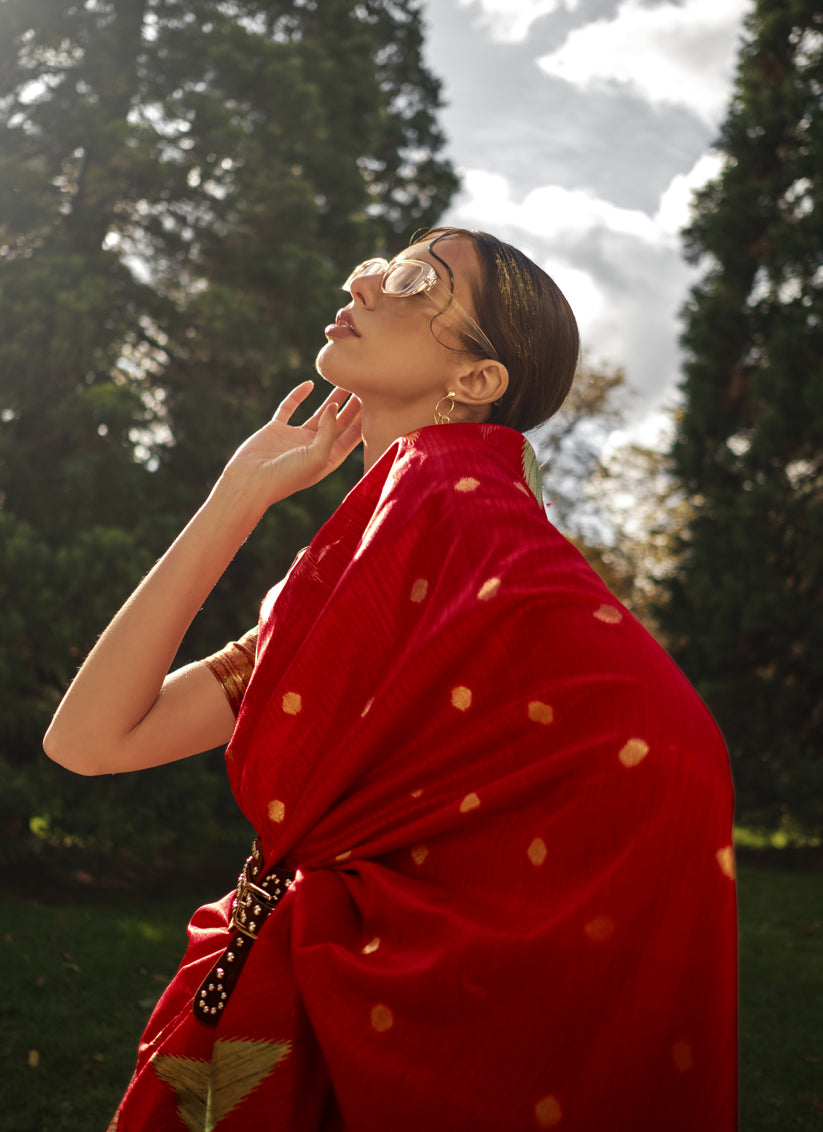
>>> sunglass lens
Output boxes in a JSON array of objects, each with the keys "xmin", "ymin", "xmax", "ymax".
[{"xmin": 382, "ymin": 261, "xmax": 427, "ymax": 295}]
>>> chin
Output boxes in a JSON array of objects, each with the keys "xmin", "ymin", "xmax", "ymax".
[
  {"xmin": 315, "ymin": 345, "xmax": 356, "ymax": 393},
  {"xmin": 314, "ymin": 345, "xmax": 336, "ymax": 383}
]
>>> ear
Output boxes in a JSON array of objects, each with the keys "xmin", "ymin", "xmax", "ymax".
[{"xmin": 453, "ymin": 359, "xmax": 509, "ymax": 409}]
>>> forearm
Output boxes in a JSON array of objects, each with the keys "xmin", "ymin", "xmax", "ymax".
[
  {"xmin": 44, "ymin": 479, "xmax": 264, "ymax": 774},
  {"xmin": 44, "ymin": 383, "xmax": 361, "ymax": 775}
]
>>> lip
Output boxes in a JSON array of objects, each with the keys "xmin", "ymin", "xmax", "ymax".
[{"xmin": 334, "ymin": 309, "xmax": 360, "ymax": 336}]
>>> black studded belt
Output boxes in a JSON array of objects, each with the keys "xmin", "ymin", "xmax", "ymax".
[{"xmin": 193, "ymin": 837, "xmax": 295, "ymax": 1026}]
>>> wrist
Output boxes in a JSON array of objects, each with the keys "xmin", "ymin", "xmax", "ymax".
[{"xmin": 202, "ymin": 475, "xmax": 272, "ymax": 536}]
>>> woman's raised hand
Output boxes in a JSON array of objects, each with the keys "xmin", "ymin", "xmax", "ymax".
[
  {"xmin": 217, "ymin": 382, "xmax": 362, "ymax": 514},
  {"xmin": 43, "ymin": 383, "xmax": 361, "ymax": 776}
]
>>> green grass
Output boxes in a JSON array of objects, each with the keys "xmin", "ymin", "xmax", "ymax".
[
  {"xmin": 1, "ymin": 863, "xmax": 821, "ymax": 1130},
  {"xmin": 0, "ymin": 893, "xmax": 198, "ymax": 1131},
  {"xmin": 738, "ymin": 864, "xmax": 823, "ymax": 1130}
]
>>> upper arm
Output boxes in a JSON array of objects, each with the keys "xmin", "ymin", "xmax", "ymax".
[{"xmin": 106, "ymin": 661, "xmax": 238, "ymax": 774}]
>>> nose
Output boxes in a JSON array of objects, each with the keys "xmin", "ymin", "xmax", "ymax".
[{"xmin": 348, "ymin": 269, "xmax": 383, "ymax": 309}]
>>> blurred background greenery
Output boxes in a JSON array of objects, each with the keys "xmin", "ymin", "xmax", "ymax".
[{"xmin": 0, "ymin": 2, "xmax": 821, "ymax": 1125}]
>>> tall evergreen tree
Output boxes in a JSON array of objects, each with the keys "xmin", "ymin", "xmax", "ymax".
[
  {"xmin": 0, "ymin": 0, "xmax": 456, "ymax": 862},
  {"xmin": 661, "ymin": 0, "xmax": 823, "ymax": 833}
]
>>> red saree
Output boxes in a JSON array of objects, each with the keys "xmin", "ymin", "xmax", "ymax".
[{"xmin": 110, "ymin": 423, "xmax": 737, "ymax": 1131}]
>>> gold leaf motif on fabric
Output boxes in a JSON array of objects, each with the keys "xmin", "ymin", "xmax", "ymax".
[
  {"xmin": 477, "ymin": 577, "xmax": 501, "ymax": 601},
  {"xmin": 151, "ymin": 1038, "xmax": 291, "ymax": 1132},
  {"xmin": 534, "ymin": 1093, "xmax": 563, "ymax": 1127},
  {"xmin": 267, "ymin": 799, "xmax": 286, "ymax": 823},
  {"xmin": 716, "ymin": 845, "xmax": 736, "ymax": 879},
  {"xmin": 281, "ymin": 691, "xmax": 302, "ymax": 715},
  {"xmin": 584, "ymin": 915, "xmax": 615, "ymax": 942},
  {"xmin": 593, "ymin": 603, "xmax": 622, "ymax": 624},
  {"xmin": 618, "ymin": 738, "xmax": 649, "ymax": 767},
  {"xmin": 451, "ymin": 686, "xmax": 473, "ymax": 711},
  {"xmin": 370, "ymin": 1003, "xmax": 394, "ymax": 1032},
  {"xmin": 527, "ymin": 701, "xmax": 554, "ymax": 725},
  {"xmin": 410, "ymin": 578, "xmax": 429, "ymax": 603},
  {"xmin": 520, "ymin": 439, "xmax": 544, "ymax": 505}
]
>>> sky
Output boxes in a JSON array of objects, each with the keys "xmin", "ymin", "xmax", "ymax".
[{"xmin": 419, "ymin": 0, "xmax": 752, "ymax": 446}]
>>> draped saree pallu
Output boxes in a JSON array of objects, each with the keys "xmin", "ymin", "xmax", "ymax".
[{"xmin": 110, "ymin": 424, "xmax": 737, "ymax": 1132}]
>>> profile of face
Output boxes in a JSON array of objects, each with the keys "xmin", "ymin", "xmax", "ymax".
[{"xmin": 315, "ymin": 235, "xmax": 506, "ymax": 424}]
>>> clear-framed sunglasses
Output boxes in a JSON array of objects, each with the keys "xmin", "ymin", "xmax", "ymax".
[{"xmin": 343, "ymin": 255, "xmax": 501, "ymax": 363}]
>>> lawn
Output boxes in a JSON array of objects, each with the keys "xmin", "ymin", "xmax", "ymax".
[{"xmin": 1, "ymin": 861, "xmax": 821, "ymax": 1130}]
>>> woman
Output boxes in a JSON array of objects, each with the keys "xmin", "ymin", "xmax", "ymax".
[{"xmin": 45, "ymin": 228, "xmax": 737, "ymax": 1131}]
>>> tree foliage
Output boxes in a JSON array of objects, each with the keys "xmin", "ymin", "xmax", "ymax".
[
  {"xmin": 533, "ymin": 358, "xmax": 626, "ymax": 543},
  {"xmin": 536, "ymin": 363, "xmax": 682, "ymax": 638},
  {"xmin": 0, "ymin": 0, "xmax": 457, "ymax": 865},
  {"xmin": 660, "ymin": 0, "xmax": 823, "ymax": 833}
]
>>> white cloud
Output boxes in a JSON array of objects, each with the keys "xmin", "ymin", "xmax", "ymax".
[
  {"xmin": 537, "ymin": 0, "xmax": 750, "ymax": 126},
  {"xmin": 457, "ymin": 0, "xmax": 578, "ymax": 43},
  {"xmin": 456, "ymin": 168, "xmax": 667, "ymax": 248},
  {"xmin": 654, "ymin": 152, "xmax": 724, "ymax": 235},
  {"xmin": 442, "ymin": 164, "xmax": 721, "ymax": 433}
]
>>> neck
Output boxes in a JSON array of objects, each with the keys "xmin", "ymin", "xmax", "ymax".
[{"xmin": 358, "ymin": 399, "xmax": 435, "ymax": 473}]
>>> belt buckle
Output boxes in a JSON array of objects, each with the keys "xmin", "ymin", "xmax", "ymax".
[
  {"xmin": 231, "ymin": 876, "xmax": 266, "ymax": 940},
  {"xmin": 230, "ymin": 871, "xmax": 289, "ymax": 940}
]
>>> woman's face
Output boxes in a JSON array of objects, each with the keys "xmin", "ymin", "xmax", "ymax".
[{"xmin": 315, "ymin": 235, "xmax": 486, "ymax": 412}]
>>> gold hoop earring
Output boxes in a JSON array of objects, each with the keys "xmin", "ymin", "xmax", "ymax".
[{"xmin": 434, "ymin": 391, "xmax": 456, "ymax": 425}]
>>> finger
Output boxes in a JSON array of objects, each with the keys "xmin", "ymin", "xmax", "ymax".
[
  {"xmin": 272, "ymin": 380, "xmax": 315, "ymax": 422},
  {"xmin": 334, "ymin": 400, "xmax": 362, "ymax": 446},
  {"xmin": 335, "ymin": 416, "xmax": 363, "ymax": 456},
  {"xmin": 311, "ymin": 402, "xmax": 340, "ymax": 460},
  {"xmin": 305, "ymin": 385, "xmax": 350, "ymax": 425}
]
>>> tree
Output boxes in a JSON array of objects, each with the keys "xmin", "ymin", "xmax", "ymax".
[
  {"xmin": 533, "ymin": 358, "xmax": 626, "ymax": 544},
  {"xmin": 535, "ymin": 363, "xmax": 683, "ymax": 637},
  {"xmin": 0, "ymin": 0, "xmax": 457, "ymax": 864},
  {"xmin": 659, "ymin": 0, "xmax": 823, "ymax": 834}
]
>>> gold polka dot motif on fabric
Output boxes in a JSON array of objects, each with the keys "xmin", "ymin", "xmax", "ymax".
[
  {"xmin": 534, "ymin": 1094, "xmax": 563, "ymax": 1127},
  {"xmin": 409, "ymin": 788, "xmax": 423, "ymax": 799},
  {"xmin": 451, "ymin": 686, "xmax": 473, "ymax": 711},
  {"xmin": 459, "ymin": 793, "xmax": 481, "ymax": 814},
  {"xmin": 716, "ymin": 846, "xmax": 736, "ymax": 879},
  {"xmin": 618, "ymin": 738, "xmax": 649, "ymax": 767},
  {"xmin": 267, "ymin": 799, "xmax": 286, "ymax": 824},
  {"xmin": 411, "ymin": 845, "xmax": 429, "ymax": 865},
  {"xmin": 593, "ymin": 604, "xmax": 623, "ymax": 624},
  {"xmin": 410, "ymin": 578, "xmax": 428, "ymax": 603},
  {"xmin": 335, "ymin": 850, "xmax": 352, "ymax": 862},
  {"xmin": 477, "ymin": 577, "xmax": 501, "ymax": 601},
  {"xmin": 528, "ymin": 701, "xmax": 554, "ymax": 725},
  {"xmin": 584, "ymin": 915, "xmax": 615, "ymax": 942},
  {"xmin": 361, "ymin": 697, "xmax": 374, "ymax": 718},
  {"xmin": 527, "ymin": 838, "xmax": 548, "ymax": 866},
  {"xmin": 455, "ymin": 476, "xmax": 480, "ymax": 493},
  {"xmin": 671, "ymin": 1039, "xmax": 694, "ymax": 1073},
  {"xmin": 281, "ymin": 691, "xmax": 302, "ymax": 715},
  {"xmin": 370, "ymin": 1004, "xmax": 394, "ymax": 1033},
  {"xmin": 362, "ymin": 937, "xmax": 381, "ymax": 955}
]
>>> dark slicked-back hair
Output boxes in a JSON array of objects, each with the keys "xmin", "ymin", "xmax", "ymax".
[{"xmin": 419, "ymin": 226, "xmax": 580, "ymax": 433}]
